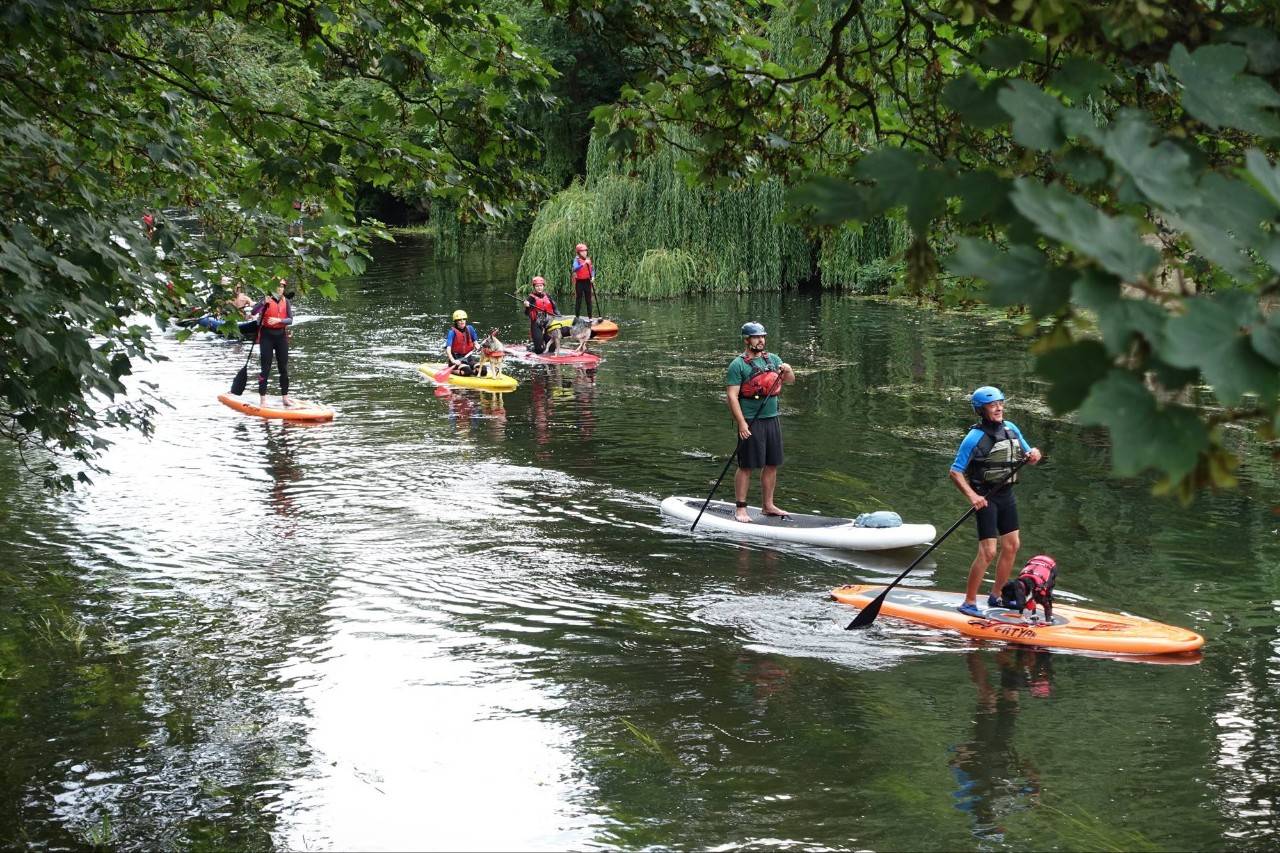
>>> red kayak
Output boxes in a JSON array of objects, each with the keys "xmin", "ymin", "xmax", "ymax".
[{"xmin": 504, "ymin": 344, "xmax": 601, "ymax": 366}]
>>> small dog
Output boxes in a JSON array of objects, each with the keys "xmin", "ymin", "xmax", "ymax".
[
  {"xmin": 476, "ymin": 328, "xmax": 506, "ymax": 378},
  {"xmin": 999, "ymin": 554, "xmax": 1058, "ymax": 621},
  {"xmin": 567, "ymin": 316, "xmax": 593, "ymax": 353}
]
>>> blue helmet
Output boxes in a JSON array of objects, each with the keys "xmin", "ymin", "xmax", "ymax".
[
  {"xmin": 741, "ymin": 321, "xmax": 767, "ymax": 337},
  {"xmin": 971, "ymin": 385, "xmax": 1005, "ymax": 410}
]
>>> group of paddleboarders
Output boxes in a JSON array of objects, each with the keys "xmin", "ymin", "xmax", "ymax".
[{"xmin": 724, "ymin": 322, "xmax": 1042, "ymax": 616}]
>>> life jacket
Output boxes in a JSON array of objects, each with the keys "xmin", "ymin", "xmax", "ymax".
[
  {"xmin": 526, "ymin": 292, "xmax": 555, "ymax": 319},
  {"xmin": 737, "ymin": 353, "xmax": 781, "ymax": 400},
  {"xmin": 261, "ymin": 297, "xmax": 290, "ymax": 332},
  {"xmin": 1016, "ymin": 555, "xmax": 1057, "ymax": 613},
  {"xmin": 449, "ymin": 325, "xmax": 477, "ymax": 357},
  {"xmin": 573, "ymin": 257, "xmax": 593, "ymax": 281},
  {"xmin": 965, "ymin": 420, "xmax": 1025, "ymax": 491}
]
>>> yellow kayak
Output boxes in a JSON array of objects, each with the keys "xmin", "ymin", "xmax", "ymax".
[{"xmin": 418, "ymin": 363, "xmax": 518, "ymax": 392}]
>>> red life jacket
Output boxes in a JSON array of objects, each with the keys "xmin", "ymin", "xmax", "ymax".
[
  {"xmin": 573, "ymin": 257, "xmax": 593, "ymax": 281},
  {"xmin": 261, "ymin": 297, "xmax": 290, "ymax": 330},
  {"xmin": 738, "ymin": 353, "xmax": 781, "ymax": 400},
  {"xmin": 449, "ymin": 325, "xmax": 477, "ymax": 357},
  {"xmin": 526, "ymin": 292, "xmax": 555, "ymax": 319},
  {"xmin": 1017, "ymin": 555, "xmax": 1057, "ymax": 612}
]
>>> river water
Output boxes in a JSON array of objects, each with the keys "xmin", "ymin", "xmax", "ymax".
[{"xmin": 2, "ymin": 237, "xmax": 1277, "ymax": 850}]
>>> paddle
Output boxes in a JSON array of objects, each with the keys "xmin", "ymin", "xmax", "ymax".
[
  {"xmin": 433, "ymin": 362, "xmax": 459, "ymax": 383},
  {"xmin": 844, "ymin": 457, "xmax": 1031, "ymax": 630},
  {"xmin": 230, "ymin": 333, "xmax": 259, "ymax": 395},
  {"xmin": 690, "ymin": 364, "xmax": 787, "ymax": 532}
]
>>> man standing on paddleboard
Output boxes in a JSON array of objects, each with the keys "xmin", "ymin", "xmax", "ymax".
[
  {"xmin": 725, "ymin": 322, "xmax": 795, "ymax": 524},
  {"xmin": 949, "ymin": 386, "xmax": 1042, "ymax": 617}
]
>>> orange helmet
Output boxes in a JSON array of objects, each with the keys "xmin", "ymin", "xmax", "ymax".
[{"xmin": 575, "ymin": 243, "xmax": 587, "ymax": 252}]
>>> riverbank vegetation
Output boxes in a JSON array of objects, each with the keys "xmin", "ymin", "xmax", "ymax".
[{"xmin": 3, "ymin": 1, "xmax": 1279, "ymax": 497}]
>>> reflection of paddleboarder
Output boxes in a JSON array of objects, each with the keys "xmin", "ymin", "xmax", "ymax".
[
  {"xmin": 263, "ymin": 423, "xmax": 301, "ymax": 523},
  {"xmin": 948, "ymin": 650, "xmax": 1050, "ymax": 840}
]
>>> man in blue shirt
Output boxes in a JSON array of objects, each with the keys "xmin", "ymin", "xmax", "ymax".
[
  {"xmin": 949, "ymin": 386, "xmax": 1043, "ymax": 616},
  {"xmin": 725, "ymin": 321, "xmax": 795, "ymax": 523}
]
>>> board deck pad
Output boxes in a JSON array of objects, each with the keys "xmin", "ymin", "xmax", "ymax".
[
  {"xmin": 831, "ymin": 584, "xmax": 1205, "ymax": 655},
  {"xmin": 689, "ymin": 498, "xmax": 857, "ymax": 529}
]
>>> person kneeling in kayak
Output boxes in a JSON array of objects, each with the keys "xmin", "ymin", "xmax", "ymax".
[
  {"xmin": 444, "ymin": 309, "xmax": 481, "ymax": 376},
  {"xmin": 949, "ymin": 385, "xmax": 1042, "ymax": 617},
  {"xmin": 726, "ymin": 321, "xmax": 795, "ymax": 524}
]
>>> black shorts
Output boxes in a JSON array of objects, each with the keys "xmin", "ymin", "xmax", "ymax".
[
  {"xmin": 974, "ymin": 487, "xmax": 1019, "ymax": 540},
  {"xmin": 737, "ymin": 416, "xmax": 783, "ymax": 469}
]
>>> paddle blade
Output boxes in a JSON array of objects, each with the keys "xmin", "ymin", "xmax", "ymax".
[
  {"xmin": 432, "ymin": 364, "xmax": 455, "ymax": 383},
  {"xmin": 230, "ymin": 365, "xmax": 248, "ymax": 395},
  {"xmin": 845, "ymin": 590, "xmax": 888, "ymax": 630}
]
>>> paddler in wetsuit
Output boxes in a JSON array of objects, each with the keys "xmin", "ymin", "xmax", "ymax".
[
  {"xmin": 444, "ymin": 310, "xmax": 481, "ymax": 376},
  {"xmin": 949, "ymin": 385, "xmax": 1043, "ymax": 617},
  {"xmin": 522, "ymin": 276, "xmax": 559, "ymax": 354},
  {"xmin": 252, "ymin": 277, "xmax": 295, "ymax": 407},
  {"xmin": 725, "ymin": 321, "xmax": 795, "ymax": 524}
]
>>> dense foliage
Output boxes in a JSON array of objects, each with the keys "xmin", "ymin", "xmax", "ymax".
[{"xmin": 1, "ymin": 0, "xmax": 554, "ymax": 487}]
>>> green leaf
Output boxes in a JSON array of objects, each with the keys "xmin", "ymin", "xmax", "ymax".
[
  {"xmin": 942, "ymin": 76, "xmax": 1007, "ymax": 128},
  {"xmin": 949, "ymin": 171, "xmax": 1016, "ymax": 224},
  {"xmin": 947, "ymin": 238, "xmax": 1071, "ymax": 316},
  {"xmin": 1222, "ymin": 26, "xmax": 1280, "ymax": 75},
  {"xmin": 852, "ymin": 148, "xmax": 946, "ymax": 232},
  {"xmin": 1050, "ymin": 57, "xmax": 1119, "ymax": 101},
  {"xmin": 787, "ymin": 176, "xmax": 874, "ymax": 225},
  {"xmin": 978, "ymin": 34, "xmax": 1033, "ymax": 70},
  {"xmin": 1035, "ymin": 340, "xmax": 1111, "ymax": 413},
  {"xmin": 1243, "ymin": 148, "xmax": 1280, "ymax": 208},
  {"xmin": 1072, "ymin": 271, "xmax": 1167, "ymax": 355},
  {"xmin": 1251, "ymin": 310, "xmax": 1280, "ymax": 365},
  {"xmin": 1161, "ymin": 293, "xmax": 1279, "ymax": 405},
  {"xmin": 997, "ymin": 81, "xmax": 1065, "ymax": 151},
  {"xmin": 1059, "ymin": 148, "xmax": 1108, "ymax": 186},
  {"xmin": 1010, "ymin": 180, "xmax": 1159, "ymax": 280},
  {"xmin": 1169, "ymin": 43, "xmax": 1280, "ymax": 137},
  {"xmin": 1100, "ymin": 110, "xmax": 1196, "ymax": 211},
  {"xmin": 1076, "ymin": 370, "xmax": 1208, "ymax": 482}
]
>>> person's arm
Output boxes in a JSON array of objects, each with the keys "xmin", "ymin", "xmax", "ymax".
[
  {"xmin": 1007, "ymin": 422, "xmax": 1043, "ymax": 464},
  {"xmin": 250, "ymin": 299, "xmax": 265, "ymax": 317},
  {"xmin": 774, "ymin": 355, "xmax": 796, "ymax": 386},
  {"xmin": 444, "ymin": 329, "xmax": 458, "ymax": 364},
  {"xmin": 726, "ymin": 384, "xmax": 751, "ymax": 439},
  {"xmin": 949, "ymin": 431, "xmax": 987, "ymax": 510},
  {"xmin": 281, "ymin": 300, "xmax": 294, "ymax": 327}
]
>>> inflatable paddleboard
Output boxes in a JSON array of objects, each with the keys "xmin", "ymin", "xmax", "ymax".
[
  {"xmin": 418, "ymin": 363, "xmax": 518, "ymax": 392},
  {"xmin": 660, "ymin": 497, "xmax": 936, "ymax": 551},
  {"xmin": 831, "ymin": 584, "xmax": 1205, "ymax": 655},
  {"xmin": 503, "ymin": 344, "xmax": 601, "ymax": 367},
  {"xmin": 217, "ymin": 393, "xmax": 335, "ymax": 422}
]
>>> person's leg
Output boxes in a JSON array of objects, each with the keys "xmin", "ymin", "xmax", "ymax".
[
  {"xmin": 964, "ymin": 538, "xmax": 999, "ymax": 603},
  {"xmin": 733, "ymin": 466, "xmax": 752, "ymax": 523},
  {"xmin": 258, "ymin": 336, "xmax": 275, "ymax": 404},
  {"xmin": 574, "ymin": 284, "xmax": 585, "ymax": 319},
  {"xmin": 277, "ymin": 337, "xmax": 291, "ymax": 403},
  {"xmin": 760, "ymin": 465, "xmax": 780, "ymax": 513},
  {"xmin": 585, "ymin": 285, "xmax": 594, "ymax": 319},
  {"xmin": 760, "ymin": 419, "xmax": 786, "ymax": 515},
  {"xmin": 992, "ymin": 529, "xmax": 1021, "ymax": 598}
]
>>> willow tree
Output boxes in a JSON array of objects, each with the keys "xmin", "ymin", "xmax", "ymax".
[
  {"xmin": 1, "ymin": 0, "xmax": 554, "ymax": 487},
  {"xmin": 557, "ymin": 0, "xmax": 1280, "ymax": 499}
]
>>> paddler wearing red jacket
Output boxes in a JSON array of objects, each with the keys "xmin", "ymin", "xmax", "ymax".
[
  {"xmin": 251, "ymin": 278, "xmax": 295, "ymax": 407},
  {"xmin": 522, "ymin": 276, "xmax": 559, "ymax": 354}
]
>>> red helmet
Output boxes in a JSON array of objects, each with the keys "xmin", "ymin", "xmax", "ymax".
[
  {"xmin": 575, "ymin": 243, "xmax": 587, "ymax": 252},
  {"xmin": 531, "ymin": 275, "xmax": 545, "ymax": 286}
]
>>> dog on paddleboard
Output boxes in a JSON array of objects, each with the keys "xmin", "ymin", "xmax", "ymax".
[
  {"xmin": 567, "ymin": 316, "xmax": 593, "ymax": 353},
  {"xmin": 476, "ymin": 328, "xmax": 506, "ymax": 378},
  {"xmin": 999, "ymin": 554, "xmax": 1057, "ymax": 621}
]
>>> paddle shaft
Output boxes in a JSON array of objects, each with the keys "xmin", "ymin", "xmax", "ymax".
[
  {"xmin": 690, "ymin": 364, "xmax": 787, "ymax": 532},
  {"xmin": 845, "ymin": 457, "xmax": 1030, "ymax": 630}
]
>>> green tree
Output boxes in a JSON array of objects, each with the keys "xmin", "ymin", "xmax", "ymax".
[
  {"xmin": 569, "ymin": 0, "xmax": 1280, "ymax": 498},
  {"xmin": 1, "ymin": 0, "xmax": 554, "ymax": 487}
]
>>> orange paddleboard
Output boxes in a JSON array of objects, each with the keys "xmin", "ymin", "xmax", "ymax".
[
  {"xmin": 591, "ymin": 319, "xmax": 619, "ymax": 338},
  {"xmin": 217, "ymin": 393, "xmax": 335, "ymax": 422},
  {"xmin": 831, "ymin": 584, "xmax": 1204, "ymax": 655}
]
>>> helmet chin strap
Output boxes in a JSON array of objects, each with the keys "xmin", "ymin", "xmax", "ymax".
[{"xmin": 748, "ymin": 340, "xmax": 766, "ymax": 353}]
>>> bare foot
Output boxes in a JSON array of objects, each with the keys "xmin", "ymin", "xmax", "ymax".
[
  {"xmin": 734, "ymin": 508, "xmax": 752, "ymax": 524},
  {"xmin": 762, "ymin": 504, "xmax": 790, "ymax": 519},
  {"xmin": 258, "ymin": 395, "xmax": 267, "ymax": 408},
  {"xmin": 282, "ymin": 395, "xmax": 296, "ymax": 407}
]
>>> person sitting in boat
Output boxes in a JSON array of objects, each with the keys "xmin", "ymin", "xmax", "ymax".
[
  {"xmin": 227, "ymin": 280, "xmax": 253, "ymax": 319},
  {"xmin": 523, "ymin": 276, "xmax": 560, "ymax": 354},
  {"xmin": 444, "ymin": 309, "xmax": 481, "ymax": 376}
]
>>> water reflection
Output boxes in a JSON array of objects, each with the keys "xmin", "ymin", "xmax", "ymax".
[{"xmin": 949, "ymin": 650, "xmax": 1051, "ymax": 841}]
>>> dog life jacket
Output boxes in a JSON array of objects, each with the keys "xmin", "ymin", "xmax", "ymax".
[
  {"xmin": 1017, "ymin": 555, "xmax": 1056, "ymax": 613},
  {"xmin": 965, "ymin": 421, "xmax": 1025, "ymax": 490},
  {"xmin": 737, "ymin": 353, "xmax": 782, "ymax": 400},
  {"xmin": 260, "ymin": 297, "xmax": 290, "ymax": 331},
  {"xmin": 448, "ymin": 325, "xmax": 477, "ymax": 357}
]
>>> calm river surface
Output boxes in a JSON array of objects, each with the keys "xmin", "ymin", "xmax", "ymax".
[{"xmin": 2, "ymin": 237, "xmax": 1278, "ymax": 850}]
